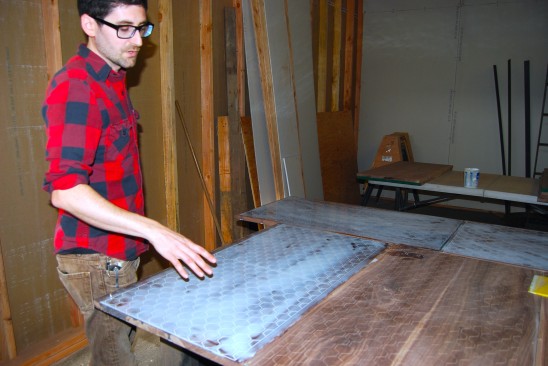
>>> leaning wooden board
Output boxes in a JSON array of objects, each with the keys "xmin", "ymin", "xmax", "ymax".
[
  {"xmin": 539, "ymin": 168, "xmax": 548, "ymax": 202},
  {"xmin": 356, "ymin": 161, "xmax": 453, "ymax": 185},
  {"xmin": 248, "ymin": 246, "xmax": 547, "ymax": 365}
]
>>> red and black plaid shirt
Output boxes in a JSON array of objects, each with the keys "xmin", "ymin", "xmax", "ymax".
[{"xmin": 42, "ymin": 44, "xmax": 148, "ymax": 260}]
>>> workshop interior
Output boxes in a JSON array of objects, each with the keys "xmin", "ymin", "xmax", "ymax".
[{"xmin": 1, "ymin": 1, "xmax": 547, "ymax": 365}]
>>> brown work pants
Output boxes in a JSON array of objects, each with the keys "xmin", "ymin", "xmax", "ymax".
[{"xmin": 56, "ymin": 253, "xmax": 140, "ymax": 366}]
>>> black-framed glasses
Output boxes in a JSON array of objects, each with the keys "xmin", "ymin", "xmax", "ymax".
[{"xmin": 92, "ymin": 16, "xmax": 154, "ymax": 39}]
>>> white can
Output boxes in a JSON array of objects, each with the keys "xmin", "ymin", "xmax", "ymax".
[{"xmin": 464, "ymin": 168, "xmax": 480, "ymax": 188}]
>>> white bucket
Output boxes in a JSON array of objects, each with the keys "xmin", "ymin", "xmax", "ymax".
[{"xmin": 464, "ymin": 168, "xmax": 480, "ymax": 188}]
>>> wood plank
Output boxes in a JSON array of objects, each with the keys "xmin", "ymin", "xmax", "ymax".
[
  {"xmin": 41, "ymin": 0, "xmax": 62, "ymax": 81},
  {"xmin": 240, "ymin": 116, "xmax": 261, "ymax": 208},
  {"xmin": 249, "ymin": 0, "xmax": 284, "ymax": 200},
  {"xmin": 225, "ymin": 6, "xmax": 247, "ymax": 239},
  {"xmin": 200, "ymin": 0, "xmax": 217, "ymax": 250},
  {"xmin": 316, "ymin": 0, "xmax": 328, "ymax": 112},
  {"xmin": 483, "ymin": 175, "xmax": 542, "ymax": 204},
  {"xmin": 316, "ymin": 111, "xmax": 361, "ymax": 205},
  {"xmin": 249, "ymin": 246, "xmax": 546, "ymax": 365},
  {"xmin": 353, "ymin": 0, "xmax": 363, "ymax": 147},
  {"xmin": 540, "ymin": 168, "xmax": 548, "ymax": 202},
  {"xmin": 357, "ymin": 161, "xmax": 453, "ymax": 185},
  {"xmin": 233, "ymin": 0, "xmax": 246, "ymax": 117},
  {"xmin": 241, "ymin": 0, "xmax": 276, "ymax": 204},
  {"xmin": 238, "ymin": 197, "xmax": 463, "ymax": 250},
  {"xmin": 0, "ymin": 238, "xmax": 16, "ymax": 360},
  {"xmin": 411, "ymin": 170, "xmax": 493, "ymax": 199},
  {"xmin": 330, "ymin": 0, "xmax": 342, "ymax": 112},
  {"xmin": 159, "ymin": 0, "xmax": 179, "ymax": 231},
  {"xmin": 218, "ymin": 116, "xmax": 233, "ymax": 244},
  {"xmin": 343, "ymin": 0, "xmax": 355, "ymax": 112}
]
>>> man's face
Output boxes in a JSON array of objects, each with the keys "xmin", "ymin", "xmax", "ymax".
[{"xmin": 88, "ymin": 5, "xmax": 147, "ymax": 71}]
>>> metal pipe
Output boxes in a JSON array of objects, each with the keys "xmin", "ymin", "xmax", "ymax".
[
  {"xmin": 493, "ymin": 65, "xmax": 506, "ymax": 175},
  {"xmin": 175, "ymin": 100, "xmax": 225, "ymax": 246}
]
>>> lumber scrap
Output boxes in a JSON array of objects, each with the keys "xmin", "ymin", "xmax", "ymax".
[
  {"xmin": 353, "ymin": 0, "xmax": 363, "ymax": 147},
  {"xmin": 343, "ymin": 0, "xmax": 356, "ymax": 113},
  {"xmin": 240, "ymin": 116, "xmax": 261, "ymax": 208},
  {"xmin": 159, "ymin": 0, "xmax": 179, "ymax": 231},
  {"xmin": 330, "ymin": 0, "xmax": 342, "ymax": 112},
  {"xmin": 248, "ymin": 0, "xmax": 285, "ymax": 200},
  {"xmin": 316, "ymin": 0, "xmax": 328, "ymax": 112},
  {"xmin": 218, "ymin": 116, "xmax": 233, "ymax": 244},
  {"xmin": 0, "ymin": 239, "xmax": 16, "ymax": 360},
  {"xmin": 199, "ymin": 0, "xmax": 217, "ymax": 250},
  {"xmin": 225, "ymin": 7, "xmax": 247, "ymax": 239},
  {"xmin": 241, "ymin": 0, "xmax": 276, "ymax": 204},
  {"xmin": 233, "ymin": 0, "xmax": 246, "ymax": 117},
  {"xmin": 317, "ymin": 111, "xmax": 361, "ymax": 205},
  {"xmin": 41, "ymin": 0, "xmax": 62, "ymax": 82},
  {"xmin": 539, "ymin": 168, "xmax": 548, "ymax": 202}
]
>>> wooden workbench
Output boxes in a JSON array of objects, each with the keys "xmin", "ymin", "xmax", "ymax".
[{"xmin": 357, "ymin": 161, "xmax": 548, "ymax": 208}]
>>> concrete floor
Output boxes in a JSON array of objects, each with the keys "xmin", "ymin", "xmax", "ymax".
[{"xmin": 52, "ymin": 329, "xmax": 162, "ymax": 366}]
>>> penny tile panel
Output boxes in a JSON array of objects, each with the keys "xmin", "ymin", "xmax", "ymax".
[{"xmin": 96, "ymin": 224, "xmax": 385, "ymax": 363}]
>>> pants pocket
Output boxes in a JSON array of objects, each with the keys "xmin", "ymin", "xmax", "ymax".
[
  {"xmin": 56, "ymin": 267, "xmax": 94, "ymax": 313},
  {"xmin": 104, "ymin": 257, "xmax": 140, "ymax": 291}
]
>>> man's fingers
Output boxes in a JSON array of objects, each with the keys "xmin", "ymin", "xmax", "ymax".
[
  {"xmin": 179, "ymin": 251, "xmax": 213, "ymax": 278},
  {"xmin": 171, "ymin": 260, "xmax": 190, "ymax": 280}
]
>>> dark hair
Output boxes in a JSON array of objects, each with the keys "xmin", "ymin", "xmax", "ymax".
[{"xmin": 77, "ymin": 0, "xmax": 148, "ymax": 18}]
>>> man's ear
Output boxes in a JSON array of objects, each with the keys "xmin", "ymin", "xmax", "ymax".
[{"xmin": 81, "ymin": 14, "xmax": 97, "ymax": 37}]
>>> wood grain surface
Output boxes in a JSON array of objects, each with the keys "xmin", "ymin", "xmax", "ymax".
[
  {"xmin": 249, "ymin": 246, "xmax": 547, "ymax": 366},
  {"xmin": 357, "ymin": 161, "xmax": 453, "ymax": 185},
  {"xmin": 238, "ymin": 197, "xmax": 462, "ymax": 250},
  {"xmin": 317, "ymin": 111, "xmax": 361, "ymax": 205}
]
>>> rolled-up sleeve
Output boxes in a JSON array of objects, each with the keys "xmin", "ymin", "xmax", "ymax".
[{"xmin": 42, "ymin": 76, "xmax": 102, "ymax": 193}]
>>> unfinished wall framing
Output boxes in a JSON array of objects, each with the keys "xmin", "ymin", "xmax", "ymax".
[
  {"xmin": 0, "ymin": 0, "xmax": 247, "ymax": 362},
  {"xmin": 0, "ymin": 0, "xmax": 364, "ymax": 362}
]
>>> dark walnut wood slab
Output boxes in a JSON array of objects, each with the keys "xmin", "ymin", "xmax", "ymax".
[{"xmin": 248, "ymin": 246, "xmax": 546, "ymax": 366}]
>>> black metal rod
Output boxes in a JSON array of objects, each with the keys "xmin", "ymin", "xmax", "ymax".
[
  {"xmin": 507, "ymin": 59, "xmax": 512, "ymax": 176},
  {"xmin": 524, "ymin": 60, "xmax": 531, "ymax": 178},
  {"xmin": 175, "ymin": 100, "xmax": 225, "ymax": 246},
  {"xmin": 493, "ymin": 65, "xmax": 506, "ymax": 175}
]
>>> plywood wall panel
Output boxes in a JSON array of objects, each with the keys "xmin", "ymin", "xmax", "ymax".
[
  {"xmin": 0, "ymin": 0, "xmax": 74, "ymax": 355},
  {"xmin": 173, "ymin": 0, "xmax": 206, "ymax": 246}
]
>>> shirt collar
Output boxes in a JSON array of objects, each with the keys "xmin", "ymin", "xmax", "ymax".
[{"xmin": 77, "ymin": 43, "xmax": 126, "ymax": 82}]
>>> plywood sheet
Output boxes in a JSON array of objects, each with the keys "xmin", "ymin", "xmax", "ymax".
[
  {"xmin": 249, "ymin": 246, "xmax": 547, "ymax": 365},
  {"xmin": 357, "ymin": 161, "xmax": 453, "ymax": 185},
  {"xmin": 317, "ymin": 111, "xmax": 361, "ymax": 205},
  {"xmin": 428, "ymin": 170, "xmax": 499, "ymax": 189},
  {"xmin": 540, "ymin": 168, "xmax": 548, "ymax": 202},
  {"xmin": 96, "ymin": 224, "xmax": 385, "ymax": 364},
  {"xmin": 238, "ymin": 197, "xmax": 463, "ymax": 250},
  {"xmin": 442, "ymin": 221, "xmax": 548, "ymax": 271},
  {"xmin": 420, "ymin": 170, "xmax": 499, "ymax": 198},
  {"xmin": 483, "ymin": 175, "xmax": 540, "ymax": 203}
]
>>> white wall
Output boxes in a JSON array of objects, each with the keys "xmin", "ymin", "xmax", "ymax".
[{"xmin": 358, "ymin": 0, "xmax": 548, "ymax": 187}]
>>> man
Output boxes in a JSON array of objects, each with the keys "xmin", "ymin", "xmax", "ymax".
[{"xmin": 42, "ymin": 1, "xmax": 216, "ymax": 365}]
